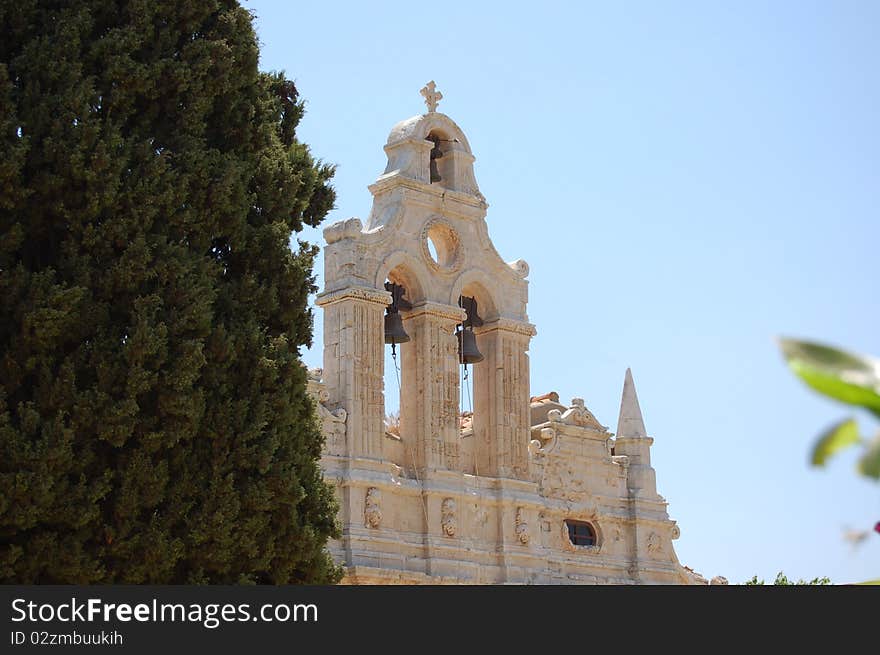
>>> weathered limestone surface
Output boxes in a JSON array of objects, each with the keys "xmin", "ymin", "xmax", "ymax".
[{"xmin": 309, "ymin": 84, "xmax": 706, "ymax": 584}]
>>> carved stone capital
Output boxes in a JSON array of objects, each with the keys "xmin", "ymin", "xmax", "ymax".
[
  {"xmin": 315, "ymin": 286, "xmax": 392, "ymax": 308},
  {"xmin": 403, "ymin": 301, "xmax": 467, "ymax": 325},
  {"xmin": 473, "ymin": 317, "xmax": 537, "ymax": 338}
]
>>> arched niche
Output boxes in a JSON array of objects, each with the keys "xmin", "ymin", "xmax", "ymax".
[
  {"xmin": 426, "ymin": 128, "xmax": 455, "ymax": 187},
  {"xmin": 386, "ymin": 112, "xmax": 473, "ymax": 157},
  {"xmin": 451, "ymin": 274, "xmax": 499, "ymax": 323},
  {"xmin": 378, "ymin": 258, "xmax": 429, "ymax": 472},
  {"xmin": 382, "ymin": 112, "xmax": 480, "ymax": 196}
]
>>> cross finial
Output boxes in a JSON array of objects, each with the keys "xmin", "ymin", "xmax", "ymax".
[{"xmin": 420, "ymin": 80, "xmax": 443, "ymax": 113}]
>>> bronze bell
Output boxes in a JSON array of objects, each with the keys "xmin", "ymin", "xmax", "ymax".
[
  {"xmin": 457, "ymin": 327, "xmax": 483, "ymax": 364},
  {"xmin": 384, "ymin": 311, "xmax": 410, "ymax": 345},
  {"xmin": 384, "ymin": 281, "xmax": 412, "ymax": 351},
  {"xmin": 457, "ymin": 294, "xmax": 484, "ymax": 365}
]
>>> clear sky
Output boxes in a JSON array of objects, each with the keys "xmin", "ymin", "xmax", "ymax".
[{"xmin": 246, "ymin": 0, "xmax": 879, "ymax": 584}]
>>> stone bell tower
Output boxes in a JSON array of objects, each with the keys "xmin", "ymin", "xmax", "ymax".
[
  {"xmin": 316, "ymin": 81, "xmax": 534, "ymax": 479},
  {"xmin": 310, "ymin": 83, "xmax": 707, "ymax": 585}
]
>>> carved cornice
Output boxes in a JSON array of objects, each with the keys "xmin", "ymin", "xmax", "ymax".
[
  {"xmin": 315, "ymin": 286, "xmax": 392, "ymax": 308},
  {"xmin": 368, "ymin": 175, "xmax": 488, "ymax": 213},
  {"xmin": 474, "ymin": 317, "xmax": 537, "ymax": 337}
]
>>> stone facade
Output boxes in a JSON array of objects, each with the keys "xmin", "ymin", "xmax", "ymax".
[{"xmin": 309, "ymin": 84, "xmax": 710, "ymax": 584}]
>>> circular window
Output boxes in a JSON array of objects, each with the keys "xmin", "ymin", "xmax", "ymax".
[{"xmin": 420, "ymin": 219, "xmax": 462, "ymax": 272}]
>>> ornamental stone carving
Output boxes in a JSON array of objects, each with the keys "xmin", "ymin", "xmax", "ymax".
[
  {"xmin": 364, "ymin": 487, "xmax": 382, "ymax": 529},
  {"xmin": 441, "ymin": 498, "xmax": 457, "ymax": 537},
  {"xmin": 646, "ymin": 531, "xmax": 662, "ymax": 554},
  {"xmin": 307, "ymin": 368, "xmax": 347, "ymax": 456},
  {"xmin": 515, "ymin": 508, "xmax": 530, "ymax": 545},
  {"xmin": 323, "ymin": 217, "xmax": 363, "ymax": 244},
  {"xmin": 507, "ymin": 259, "xmax": 530, "ymax": 278},
  {"xmin": 559, "ymin": 398, "xmax": 607, "ymax": 431}
]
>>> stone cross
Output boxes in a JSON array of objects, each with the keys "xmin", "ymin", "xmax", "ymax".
[{"xmin": 420, "ymin": 81, "xmax": 443, "ymax": 113}]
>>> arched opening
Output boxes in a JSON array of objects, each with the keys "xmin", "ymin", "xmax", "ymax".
[
  {"xmin": 456, "ymin": 280, "xmax": 498, "ymax": 476},
  {"xmin": 426, "ymin": 129, "xmax": 455, "ymax": 187},
  {"xmin": 380, "ymin": 263, "xmax": 425, "ymax": 471}
]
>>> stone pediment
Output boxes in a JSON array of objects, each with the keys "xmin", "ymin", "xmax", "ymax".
[{"xmin": 546, "ymin": 398, "xmax": 608, "ymax": 433}]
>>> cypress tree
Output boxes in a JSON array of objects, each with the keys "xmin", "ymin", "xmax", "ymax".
[{"xmin": 0, "ymin": 0, "xmax": 342, "ymax": 583}]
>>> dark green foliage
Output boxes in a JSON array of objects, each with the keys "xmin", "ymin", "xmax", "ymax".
[
  {"xmin": 0, "ymin": 0, "xmax": 341, "ymax": 583},
  {"xmin": 744, "ymin": 572, "xmax": 831, "ymax": 585}
]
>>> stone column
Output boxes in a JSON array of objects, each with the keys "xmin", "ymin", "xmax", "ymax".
[
  {"xmin": 315, "ymin": 286, "xmax": 391, "ymax": 460},
  {"xmin": 400, "ymin": 301, "xmax": 466, "ymax": 473},
  {"xmin": 473, "ymin": 318, "xmax": 536, "ymax": 480}
]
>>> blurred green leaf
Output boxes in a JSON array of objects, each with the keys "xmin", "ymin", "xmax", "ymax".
[
  {"xmin": 856, "ymin": 434, "xmax": 880, "ymax": 480},
  {"xmin": 856, "ymin": 579, "xmax": 880, "ymax": 585},
  {"xmin": 779, "ymin": 338, "xmax": 880, "ymax": 417},
  {"xmin": 811, "ymin": 418, "xmax": 861, "ymax": 467}
]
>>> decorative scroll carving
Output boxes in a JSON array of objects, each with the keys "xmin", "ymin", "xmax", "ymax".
[
  {"xmin": 441, "ymin": 498, "xmax": 457, "ymax": 537},
  {"xmin": 323, "ymin": 217, "xmax": 363, "ymax": 244},
  {"xmin": 364, "ymin": 487, "xmax": 382, "ymax": 529},
  {"xmin": 558, "ymin": 398, "xmax": 607, "ymax": 432},
  {"xmin": 515, "ymin": 508, "xmax": 530, "ymax": 545},
  {"xmin": 507, "ymin": 259, "xmax": 529, "ymax": 278},
  {"xmin": 307, "ymin": 368, "xmax": 347, "ymax": 456},
  {"xmin": 646, "ymin": 531, "xmax": 662, "ymax": 554},
  {"xmin": 671, "ymin": 524, "xmax": 681, "ymax": 540}
]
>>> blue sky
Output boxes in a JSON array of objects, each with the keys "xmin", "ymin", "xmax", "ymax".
[{"xmin": 247, "ymin": 0, "xmax": 879, "ymax": 584}]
